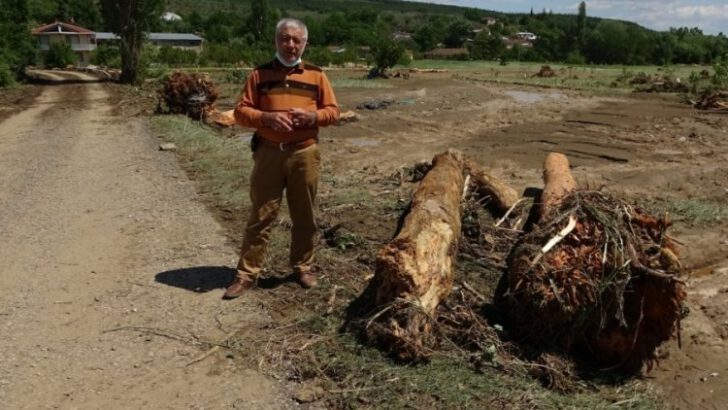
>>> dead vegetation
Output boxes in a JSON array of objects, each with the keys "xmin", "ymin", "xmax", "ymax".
[
  {"xmin": 358, "ymin": 150, "xmax": 685, "ymax": 380},
  {"xmin": 156, "ymin": 71, "xmax": 219, "ymax": 120},
  {"xmin": 533, "ymin": 65, "xmax": 557, "ymax": 78},
  {"xmin": 691, "ymin": 91, "xmax": 728, "ymax": 111}
]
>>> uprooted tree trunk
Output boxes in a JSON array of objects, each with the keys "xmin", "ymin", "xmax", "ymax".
[
  {"xmin": 506, "ymin": 152, "xmax": 686, "ymax": 373},
  {"xmin": 367, "ymin": 149, "xmax": 465, "ymax": 361},
  {"xmin": 464, "ymin": 159, "xmax": 520, "ymax": 216},
  {"xmin": 539, "ymin": 152, "xmax": 577, "ymax": 220}
]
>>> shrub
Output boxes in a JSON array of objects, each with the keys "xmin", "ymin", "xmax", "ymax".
[
  {"xmin": 565, "ymin": 51, "xmax": 586, "ymax": 65},
  {"xmin": 712, "ymin": 55, "xmax": 728, "ymax": 90},
  {"xmin": 157, "ymin": 45, "xmax": 198, "ymax": 66},
  {"xmin": 0, "ymin": 63, "xmax": 14, "ymax": 86},
  {"xmin": 225, "ymin": 68, "xmax": 247, "ymax": 84},
  {"xmin": 91, "ymin": 43, "xmax": 121, "ymax": 68},
  {"xmin": 44, "ymin": 41, "xmax": 77, "ymax": 68}
]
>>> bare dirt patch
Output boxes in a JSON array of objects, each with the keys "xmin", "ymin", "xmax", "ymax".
[
  {"xmin": 0, "ymin": 84, "xmax": 43, "ymax": 122},
  {"xmin": 0, "ymin": 83, "xmax": 293, "ymax": 409}
]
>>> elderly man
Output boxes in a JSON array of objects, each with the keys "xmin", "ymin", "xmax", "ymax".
[{"xmin": 224, "ymin": 18, "xmax": 340, "ymax": 299}]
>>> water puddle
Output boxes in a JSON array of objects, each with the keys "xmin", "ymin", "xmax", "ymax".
[{"xmin": 504, "ymin": 90, "xmax": 565, "ymax": 104}]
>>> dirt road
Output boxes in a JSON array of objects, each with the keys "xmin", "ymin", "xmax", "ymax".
[{"xmin": 0, "ymin": 84, "xmax": 292, "ymax": 409}]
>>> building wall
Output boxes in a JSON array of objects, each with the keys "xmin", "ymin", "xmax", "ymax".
[{"xmin": 36, "ymin": 33, "xmax": 96, "ymax": 67}]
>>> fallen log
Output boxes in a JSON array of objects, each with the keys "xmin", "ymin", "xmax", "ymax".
[
  {"xmin": 506, "ymin": 152, "xmax": 685, "ymax": 373},
  {"xmin": 367, "ymin": 149, "xmax": 465, "ymax": 360},
  {"xmin": 464, "ymin": 159, "xmax": 520, "ymax": 215},
  {"xmin": 540, "ymin": 152, "xmax": 576, "ymax": 219}
]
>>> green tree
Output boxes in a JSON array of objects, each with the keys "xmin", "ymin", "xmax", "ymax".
[
  {"xmin": 576, "ymin": 1, "xmax": 586, "ymax": 48},
  {"xmin": 99, "ymin": 0, "xmax": 165, "ymax": 83},
  {"xmin": 248, "ymin": 0, "xmax": 273, "ymax": 43},
  {"xmin": 91, "ymin": 43, "xmax": 120, "ymax": 67},
  {"xmin": 368, "ymin": 31, "xmax": 403, "ymax": 78},
  {"xmin": 413, "ymin": 24, "xmax": 438, "ymax": 51},
  {"xmin": 468, "ymin": 31, "xmax": 504, "ymax": 60},
  {"xmin": 69, "ymin": 0, "xmax": 102, "ymax": 29},
  {"xmin": 45, "ymin": 40, "xmax": 77, "ymax": 67},
  {"xmin": 443, "ymin": 19, "xmax": 470, "ymax": 48},
  {"xmin": 583, "ymin": 21, "xmax": 631, "ymax": 64},
  {"xmin": 0, "ymin": 0, "xmax": 35, "ymax": 82}
]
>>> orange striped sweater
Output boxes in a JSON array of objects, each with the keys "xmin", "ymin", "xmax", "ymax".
[{"xmin": 234, "ymin": 59, "xmax": 340, "ymax": 143}]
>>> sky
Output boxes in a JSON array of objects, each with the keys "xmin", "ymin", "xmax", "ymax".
[{"xmin": 415, "ymin": 1, "xmax": 727, "ymax": 35}]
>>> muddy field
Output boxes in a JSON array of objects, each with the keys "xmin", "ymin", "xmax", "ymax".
[{"xmin": 277, "ymin": 70, "xmax": 728, "ymax": 408}]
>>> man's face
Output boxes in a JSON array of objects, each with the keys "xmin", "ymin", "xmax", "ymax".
[{"xmin": 276, "ymin": 26, "xmax": 307, "ymax": 64}]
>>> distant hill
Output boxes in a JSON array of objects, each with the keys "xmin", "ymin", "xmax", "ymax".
[{"xmin": 165, "ymin": 0, "xmax": 492, "ymax": 18}]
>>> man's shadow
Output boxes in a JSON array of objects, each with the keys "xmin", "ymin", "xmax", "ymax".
[
  {"xmin": 155, "ymin": 266, "xmax": 294, "ymax": 292},
  {"xmin": 155, "ymin": 266, "xmax": 235, "ymax": 292}
]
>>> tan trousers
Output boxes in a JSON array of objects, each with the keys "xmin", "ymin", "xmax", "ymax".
[{"xmin": 236, "ymin": 143, "xmax": 320, "ymax": 281}]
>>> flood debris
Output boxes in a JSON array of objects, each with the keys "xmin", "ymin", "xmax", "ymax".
[
  {"xmin": 365, "ymin": 149, "xmax": 465, "ymax": 361},
  {"xmin": 210, "ymin": 109, "xmax": 237, "ymax": 127},
  {"xmin": 157, "ymin": 71, "xmax": 219, "ymax": 120},
  {"xmin": 632, "ymin": 73, "xmax": 689, "ymax": 93},
  {"xmin": 158, "ymin": 142, "xmax": 177, "ymax": 151},
  {"xmin": 691, "ymin": 91, "xmax": 728, "ymax": 111},
  {"xmin": 336, "ymin": 110, "xmax": 360, "ymax": 124},
  {"xmin": 358, "ymin": 150, "xmax": 686, "ymax": 378},
  {"xmin": 533, "ymin": 65, "xmax": 556, "ymax": 78},
  {"xmin": 357, "ymin": 99, "xmax": 395, "ymax": 110},
  {"xmin": 506, "ymin": 153, "xmax": 686, "ymax": 373}
]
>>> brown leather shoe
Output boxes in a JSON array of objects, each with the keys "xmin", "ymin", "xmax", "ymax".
[
  {"xmin": 223, "ymin": 278, "xmax": 255, "ymax": 299},
  {"xmin": 297, "ymin": 270, "xmax": 318, "ymax": 289}
]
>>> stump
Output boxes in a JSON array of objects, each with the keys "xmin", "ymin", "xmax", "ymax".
[
  {"xmin": 368, "ymin": 149, "xmax": 465, "ymax": 360},
  {"xmin": 506, "ymin": 152, "xmax": 686, "ymax": 373}
]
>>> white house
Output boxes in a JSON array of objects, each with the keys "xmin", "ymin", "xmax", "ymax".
[{"xmin": 32, "ymin": 21, "xmax": 96, "ymax": 67}]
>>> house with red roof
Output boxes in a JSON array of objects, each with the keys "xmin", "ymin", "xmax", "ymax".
[
  {"xmin": 32, "ymin": 21, "xmax": 205, "ymax": 68},
  {"xmin": 32, "ymin": 21, "xmax": 97, "ymax": 67}
]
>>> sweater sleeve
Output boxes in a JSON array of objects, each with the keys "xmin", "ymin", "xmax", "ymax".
[
  {"xmin": 234, "ymin": 69, "xmax": 264, "ymax": 129},
  {"xmin": 315, "ymin": 71, "xmax": 340, "ymax": 127}
]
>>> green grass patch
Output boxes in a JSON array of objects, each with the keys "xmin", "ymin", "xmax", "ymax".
[
  {"xmin": 253, "ymin": 307, "xmax": 664, "ymax": 410},
  {"xmin": 642, "ymin": 197, "xmax": 728, "ymax": 225},
  {"xmin": 149, "ymin": 115, "xmax": 252, "ymax": 211}
]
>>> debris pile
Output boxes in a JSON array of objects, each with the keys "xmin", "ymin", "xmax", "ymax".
[
  {"xmin": 533, "ymin": 65, "xmax": 556, "ymax": 78},
  {"xmin": 157, "ymin": 71, "xmax": 219, "ymax": 120},
  {"xmin": 691, "ymin": 91, "xmax": 728, "ymax": 111},
  {"xmin": 358, "ymin": 150, "xmax": 686, "ymax": 375},
  {"xmin": 632, "ymin": 73, "xmax": 689, "ymax": 93}
]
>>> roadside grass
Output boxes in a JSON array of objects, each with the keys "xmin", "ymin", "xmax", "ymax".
[
  {"xmin": 148, "ymin": 115, "xmax": 252, "ymax": 213},
  {"xmin": 150, "ymin": 112, "xmax": 666, "ymax": 409},
  {"xmin": 642, "ymin": 197, "xmax": 728, "ymax": 226}
]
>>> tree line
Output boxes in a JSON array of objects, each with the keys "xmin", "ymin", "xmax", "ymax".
[{"xmin": 1, "ymin": 0, "xmax": 727, "ymax": 85}]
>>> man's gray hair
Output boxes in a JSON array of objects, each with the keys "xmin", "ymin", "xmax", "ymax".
[{"xmin": 275, "ymin": 18, "xmax": 308, "ymax": 40}]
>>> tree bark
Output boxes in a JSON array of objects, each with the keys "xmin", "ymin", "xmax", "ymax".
[
  {"xmin": 540, "ymin": 152, "xmax": 577, "ymax": 219},
  {"xmin": 464, "ymin": 159, "xmax": 520, "ymax": 215},
  {"xmin": 370, "ymin": 149, "xmax": 465, "ymax": 360}
]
